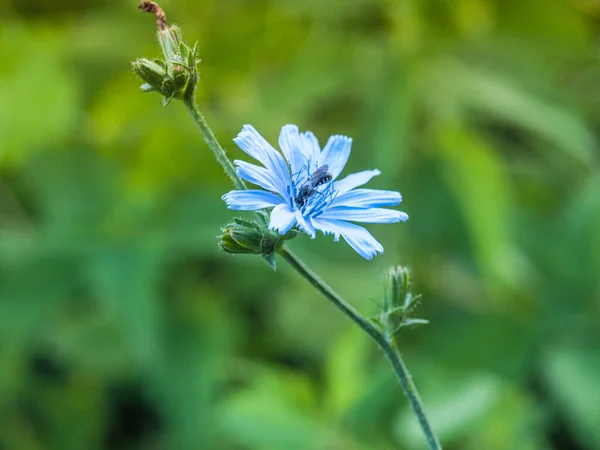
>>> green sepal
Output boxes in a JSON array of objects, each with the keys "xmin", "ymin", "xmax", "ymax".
[
  {"xmin": 162, "ymin": 92, "xmax": 178, "ymax": 106},
  {"xmin": 401, "ymin": 318, "xmax": 429, "ymax": 328},
  {"xmin": 261, "ymin": 252, "xmax": 277, "ymax": 270},
  {"xmin": 281, "ymin": 228, "xmax": 301, "ymax": 241},
  {"xmin": 233, "ymin": 217, "xmax": 258, "ymax": 227}
]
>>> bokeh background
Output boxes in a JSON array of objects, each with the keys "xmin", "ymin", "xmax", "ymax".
[{"xmin": 2, "ymin": 0, "xmax": 600, "ymax": 449}]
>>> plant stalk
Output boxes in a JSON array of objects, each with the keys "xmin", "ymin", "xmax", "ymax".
[
  {"xmin": 278, "ymin": 246, "xmax": 442, "ymax": 450},
  {"xmin": 183, "ymin": 94, "xmax": 247, "ymax": 191},
  {"xmin": 384, "ymin": 339, "xmax": 442, "ymax": 450}
]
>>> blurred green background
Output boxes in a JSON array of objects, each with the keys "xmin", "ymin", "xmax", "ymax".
[{"xmin": 1, "ymin": 0, "xmax": 600, "ymax": 449}]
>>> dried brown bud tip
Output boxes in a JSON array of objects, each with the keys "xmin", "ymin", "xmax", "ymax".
[{"xmin": 138, "ymin": 1, "xmax": 168, "ymax": 31}]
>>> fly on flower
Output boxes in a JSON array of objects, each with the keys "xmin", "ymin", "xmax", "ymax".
[
  {"xmin": 294, "ymin": 164, "xmax": 332, "ymax": 208},
  {"xmin": 222, "ymin": 125, "xmax": 409, "ymax": 259}
]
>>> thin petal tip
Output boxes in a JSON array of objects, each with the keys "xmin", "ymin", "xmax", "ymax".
[
  {"xmin": 360, "ymin": 246, "xmax": 383, "ymax": 260},
  {"xmin": 332, "ymin": 134, "xmax": 352, "ymax": 143},
  {"xmin": 267, "ymin": 223, "xmax": 287, "ymax": 235},
  {"xmin": 234, "ymin": 124, "xmax": 258, "ymax": 140}
]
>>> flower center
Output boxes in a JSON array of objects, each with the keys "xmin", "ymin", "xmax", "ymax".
[{"xmin": 289, "ymin": 163, "xmax": 336, "ymax": 215}]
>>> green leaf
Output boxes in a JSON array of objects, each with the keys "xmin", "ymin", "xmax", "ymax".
[
  {"xmin": 435, "ymin": 125, "xmax": 530, "ymax": 300},
  {"xmin": 543, "ymin": 346, "xmax": 600, "ymax": 449}
]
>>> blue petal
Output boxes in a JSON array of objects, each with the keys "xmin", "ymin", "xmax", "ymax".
[
  {"xmin": 331, "ymin": 189, "xmax": 402, "ymax": 208},
  {"xmin": 312, "ymin": 218, "xmax": 383, "ymax": 259},
  {"xmin": 234, "ymin": 125, "xmax": 290, "ymax": 194},
  {"xmin": 296, "ymin": 210, "xmax": 316, "ymax": 238},
  {"xmin": 269, "ymin": 204, "xmax": 297, "ymax": 234},
  {"xmin": 301, "ymin": 131, "xmax": 321, "ymax": 166},
  {"xmin": 279, "ymin": 125, "xmax": 320, "ymax": 178},
  {"xmin": 334, "ymin": 169, "xmax": 380, "ymax": 194},
  {"xmin": 222, "ymin": 190, "xmax": 283, "ymax": 210},
  {"xmin": 318, "ymin": 135, "xmax": 352, "ymax": 180},
  {"xmin": 320, "ymin": 206, "xmax": 408, "ymax": 223},
  {"xmin": 235, "ymin": 160, "xmax": 288, "ymax": 198}
]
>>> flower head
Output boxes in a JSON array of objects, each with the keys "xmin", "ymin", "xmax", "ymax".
[{"xmin": 222, "ymin": 125, "xmax": 408, "ymax": 259}]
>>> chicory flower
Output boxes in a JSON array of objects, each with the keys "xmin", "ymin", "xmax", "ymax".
[{"xmin": 222, "ymin": 125, "xmax": 408, "ymax": 259}]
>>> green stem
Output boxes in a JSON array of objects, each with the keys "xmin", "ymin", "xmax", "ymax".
[
  {"xmin": 385, "ymin": 340, "xmax": 442, "ymax": 450},
  {"xmin": 278, "ymin": 245, "xmax": 381, "ymax": 340},
  {"xmin": 183, "ymin": 92, "xmax": 247, "ymax": 191},
  {"xmin": 278, "ymin": 246, "xmax": 442, "ymax": 450},
  {"xmin": 182, "ymin": 91, "xmax": 271, "ymax": 227}
]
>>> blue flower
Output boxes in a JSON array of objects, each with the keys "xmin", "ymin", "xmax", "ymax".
[{"xmin": 222, "ymin": 125, "xmax": 409, "ymax": 259}]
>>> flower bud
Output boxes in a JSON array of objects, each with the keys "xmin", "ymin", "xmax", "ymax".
[
  {"xmin": 132, "ymin": 58, "xmax": 167, "ymax": 92},
  {"xmin": 132, "ymin": 58, "xmax": 190, "ymax": 105},
  {"xmin": 135, "ymin": 4, "xmax": 200, "ymax": 105},
  {"xmin": 158, "ymin": 25, "xmax": 184, "ymax": 64},
  {"xmin": 219, "ymin": 232, "xmax": 259, "ymax": 255},
  {"xmin": 384, "ymin": 266, "xmax": 412, "ymax": 311},
  {"xmin": 218, "ymin": 218, "xmax": 300, "ymax": 270},
  {"xmin": 220, "ymin": 220, "xmax": 264, "ymax": 255},
  {"xmin": 219, "ymin": 218, "xmax": 276, "ymax": 254},
  {"xmin": 170, "ymin": 64, "xmax": 189, "ymax": 93},
  {"xmin": 373, "ymin": 266, "xmax": 428, "ymax": 341}
]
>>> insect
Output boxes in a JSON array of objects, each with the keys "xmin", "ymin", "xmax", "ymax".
[{"xmin": 294, "ymin": 165, "xmax": 333, "ymax": 208}]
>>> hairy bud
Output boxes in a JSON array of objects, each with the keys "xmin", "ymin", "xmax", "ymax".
[
  {"xmin": 370, "ymin": 266, "xmax": 429, "ymax": 341},
  {"xmin": 218, "ymin": 218, "xmax": 299, "ymax": 269},
  {"xmin": 134, "ymin": 3, "xmax": 200, "ymax": 105}
]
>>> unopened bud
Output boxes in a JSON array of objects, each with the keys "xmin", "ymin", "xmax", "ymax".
[
  {"xmin": 218, "ymin": 218, "xmax": 300, "ymax": 270},
  {"xmin": 135, "ymin": 2, "xmax": 200, "ymax": 105},
  {"xmin": 220, "ymin": 220, "xmax": 263, "ymax": 255},
  {"xmin": 385, "ymin": 266, "xmax": 412, "ymax": 311},
  {"xmin": 372, "ymin": 266, "xmax": 428, "ymax": 340},
  {"xmin": 158, "ymin": 25, "xmax": 184, "ymax": 64},
  {"xmin": 219, "ymin": 232, "xmax": 259, "ymax": 255},
  {"xmin": 132, "ymin": 58, "xmax": 167, "ymax": 92}
]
